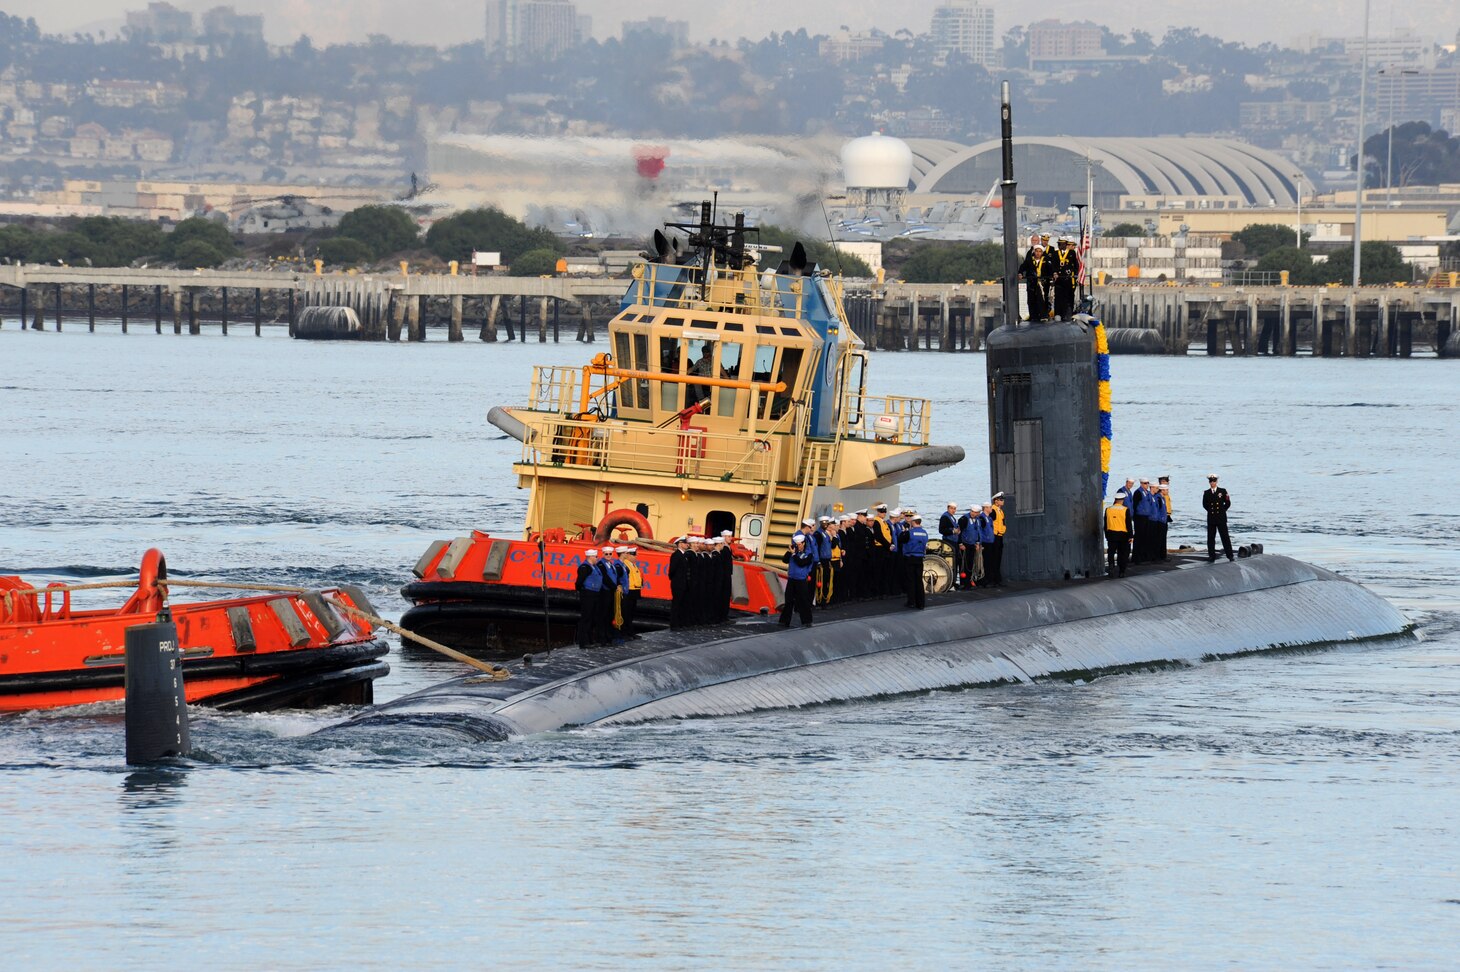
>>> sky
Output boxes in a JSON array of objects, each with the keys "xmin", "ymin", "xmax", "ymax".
[{"xmin": 4, "ymin": 0, "xmax": 1455, "ymax": 49}]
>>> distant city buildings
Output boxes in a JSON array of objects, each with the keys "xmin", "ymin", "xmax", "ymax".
[
  {"xmin": 1293, "ymin": 30, "xmax": 1438, "ymax": 71},
  {"xmin": 200, "ymin": 6, "xmax": 264, "ymax": 41},
  {"xmin": 1374, "ymin": 67, "xmax": 1460, "ymax": 129},
  {"xmin": 123, "ymin": 3, "xmax": 263, "ymax": 44},
  {"xmin": 819, "ymin": 30, "xmax": 886, "ymax": 64},
  {"xmin": 622, "ymin": 17, "xmax": 689, "ymax": 48},
  {"xmin": 124, "ymin": 2, "xmax": 193, "ymax": 43},
  {"xmin": 1027, "ymin": 20, "xmax": 1106, "ymax": 69},
  {"xmin": 930, "ymin": 1, "xmax": 997, "ymax": 67},
  {"xmin": 485, "ymin": 0, "xmax": 590, "ymax": 60}
]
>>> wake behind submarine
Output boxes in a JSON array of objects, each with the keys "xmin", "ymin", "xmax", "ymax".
[{"xmin": 321, "ymin": 83, "xmax": 1409, "ymax": 744}]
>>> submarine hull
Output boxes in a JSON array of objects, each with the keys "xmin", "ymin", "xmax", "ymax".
[{"xmin": 328, "ymin": 555, "xmax": 1409, "ymax": 741}]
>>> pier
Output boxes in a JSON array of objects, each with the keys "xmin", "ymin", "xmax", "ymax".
[
  {"xmin": 847, "ymin": 282, "xmax": 1460, "ymax": 357},
  {"xmin": 2, "ymin": 264, "xmax": 1457, "ymax": 355},
  {"xmin": 0, "ymin": 265, "xmax": 624, "ymax": 343}
]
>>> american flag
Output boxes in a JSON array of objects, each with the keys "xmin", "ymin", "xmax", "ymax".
[{"xmin": 1078, "ymin": 223, "xmax": 1092, "ymax": 287}]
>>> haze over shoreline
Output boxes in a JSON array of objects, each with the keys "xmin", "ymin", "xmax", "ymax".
[{"xmin": 4, "ymin": 0, "xmax": 1454, "ymax": 49}]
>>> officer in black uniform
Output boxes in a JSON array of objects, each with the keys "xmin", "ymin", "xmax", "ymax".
[
  {"xmin": 1018, "ymin": 241, "xmax": 1053, "ymax": 322},
  {"xmin": 715, "ymin": 531, "xmax": 735, "ymax": 622},
  {"xmin": 667, "ymin": 536, "xmax": 691, "ymax": 629},
  {"xmin": 1202, "ymin": 475, "xmax": 1234, "ymax": 562},
  {"xmin": 845, "ymin": 510, "xmax": 868, "ymax": 599},
  {"xmin": 690, "ymin": 538, "xmax": 710, "ymax": 625},
  {"xmin": 1051, "ymin": 237, "xmax": 1082, "ymax": 320}
]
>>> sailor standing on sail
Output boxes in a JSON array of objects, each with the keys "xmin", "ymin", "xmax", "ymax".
[
  {"xmin": 668, "ymin": 536, "xmax": 691, "ymax": 629},
  {"xmin": 780, "ymin": 533, "xmax": 816, "ymax": 628},
  {"xmin": 902, "ymin": 514, "xmax": 929, "ymax": 610},
  {"xmin": 1018, "ymin": 240, "xmax": 1052, "ymax": 322},
  {"xmin": 575, "ymin": 548, "xmax": 605, "ymax": 648},
  {"xmin": 1051, "ymin": 236, "xmax": 1082, "ymax": 321}
]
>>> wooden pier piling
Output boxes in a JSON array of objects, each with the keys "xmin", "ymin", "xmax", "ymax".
[
  {"xmin": 482, "ymin": 295, "xmax": 499, "ymax": 342},
  {"xmin": 449, "ymin": 295, "xmax": 463, "ymax": 342}
]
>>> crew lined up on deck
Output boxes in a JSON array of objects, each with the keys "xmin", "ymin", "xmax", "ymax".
[
  {"xmin": 668, "ymin": 533, "xmax": 735, "ymax": 631},
  {"xmin": 574, "ymin": 475, "xmax": 1236, "ymax": 644},
  {"xmin": 574, "ymin": 545, "xmax": 648, "ymax": 649}
]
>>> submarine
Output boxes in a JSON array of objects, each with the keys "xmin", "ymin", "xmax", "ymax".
[{"xmin": 320, "ymin": 83, "xmax": 1410, "ymax": 744}]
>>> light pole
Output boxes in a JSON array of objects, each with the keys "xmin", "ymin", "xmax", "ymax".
[
  {"xmin": 1292, "ymin": 172, "xmax": 1305, "ymax": 249},
  {"xmin": 1380, "ymin": 67, "xmax": 1420, "ymax": 205},
  {"xmin": 1352, "ymin": 0, "xmax": 1371, "ymax": 288}
]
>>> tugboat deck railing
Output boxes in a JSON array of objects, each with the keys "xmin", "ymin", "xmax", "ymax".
[
  {"xmin": 626, "ymin": 263, "xmax": 812, "ymax": 320},
  {"xmin": 522, "ymin": 417, "xmax": 774, "ymax": 485},
  {"xmin": 837, "ymin": 394, "xmax": 931, "ymax": 446},
  {"xmin": 528, "ymin": 366, "xmax": 584, "ymax": 414}
]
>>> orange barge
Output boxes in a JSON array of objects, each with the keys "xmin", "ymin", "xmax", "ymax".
[{"xmin": 0, "ymin": 550, "xmax": 389, "ymax": 713}]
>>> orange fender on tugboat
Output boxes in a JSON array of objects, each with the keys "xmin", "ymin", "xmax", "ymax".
[
  {"xmin": 0, "ymin": 549, "xmax": 389, "ymax": 713},
  {"xmin": 399, "ymin": 522, "xmax": 786, "ymax": 656}
]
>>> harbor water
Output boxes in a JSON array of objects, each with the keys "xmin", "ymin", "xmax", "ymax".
[{"xmin": 2, "ymin": 323, "xmax": 1458, "ymax": 969}]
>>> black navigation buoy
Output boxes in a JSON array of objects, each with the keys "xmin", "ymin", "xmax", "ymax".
[{"xmin": 124, "ymin": 609, "xmax": 192, "ymax": 765}]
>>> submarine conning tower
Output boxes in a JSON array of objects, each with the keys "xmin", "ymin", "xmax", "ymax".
[
  {"xmin": 986, "ymin": 79, "xmax": 1105, "ymax": 584},
  {"xmin": 986, "ymin": 320, "xmax": 1105, "ymax": 582}
]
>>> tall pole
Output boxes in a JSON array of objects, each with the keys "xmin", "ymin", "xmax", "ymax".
[
  {"xmin": 1293, "ymin": 172, "xmax": 1304, "ymax": 249},
  {"xmin": 1352, "ymin": 0, "xmax": 1371, "ymax": 288},
  {"xmin": 999, "ymin": 81, "xmax": 1020, "ymax": 328},
  {"xmin": 1385, "ymin": 93, "xmax": 1395, "ymax": 200}
]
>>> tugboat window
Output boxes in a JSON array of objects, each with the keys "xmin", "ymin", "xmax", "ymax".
[
  {"xmin": 751, "ymin": 344, "xmax": 776, "ymax": 383},
  {"xmin": 632, "ymin": 332, "xmax": 650, "ymax": 408},
  {"xmin": 767, "ymin": 347, "xmax": 803, "ymax": 420},
  {"xmin": 687, "ymin": 339, "xmax": 715, "ymax": 407},
  {"xmin": 716, "ymin": 341, "xmax": 744, "ymax": 417},
  {"xmin": 614, "ymin": 332, "xmax": 635, "ymax": 408},
  {"xmin": 659, "ymin": 336, "xmax": 683, "ymax": 411}
]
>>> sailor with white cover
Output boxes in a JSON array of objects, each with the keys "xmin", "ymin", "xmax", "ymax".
[{"xmin": 780, "ymin": 534, "xmax": 816, "ymax": 628}]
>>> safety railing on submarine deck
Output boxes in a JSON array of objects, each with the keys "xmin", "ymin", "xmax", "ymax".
[
  {"xmin": 836, "ymin": 393, "xmax": 931, "ymax": 446},
  {"xmin": 627, "ymin": 263, "xmax": 811, "ymax": 320},
  {"xmin": 523, "ymin": 417, "xmax": 774, "ymax": 484}
]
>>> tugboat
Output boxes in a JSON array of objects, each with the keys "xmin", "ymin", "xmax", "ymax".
[
  {"xmin": 401, "ymin": 202, "xmax": 964, "ymax": 653},
  {"xmin": 0, "ymin": 549, "xmax": 389, "ymax": 712}
]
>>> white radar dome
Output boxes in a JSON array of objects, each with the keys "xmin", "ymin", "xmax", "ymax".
[{"xmin": 840, "ymin": 133, "xmax": 914, "ymax": 190}]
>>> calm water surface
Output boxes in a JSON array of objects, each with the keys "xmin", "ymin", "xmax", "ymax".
[{"xmin": 2, "ymin": 323, "xmax": 1457, "ymax": 970}]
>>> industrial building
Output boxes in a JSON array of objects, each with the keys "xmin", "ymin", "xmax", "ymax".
[{"xmin": 905, "ymin": 136, "xmax": 1305, "ymax": 208}]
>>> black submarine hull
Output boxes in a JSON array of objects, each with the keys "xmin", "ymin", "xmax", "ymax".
[{"xmin": 326, "ymin": 555, "xmax": 1409, "ymax": 742}]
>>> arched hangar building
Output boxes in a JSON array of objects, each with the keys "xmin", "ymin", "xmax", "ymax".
[{"xmin": 901, "ymin": 137, "xmax": 1302, "ymax": 209}]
